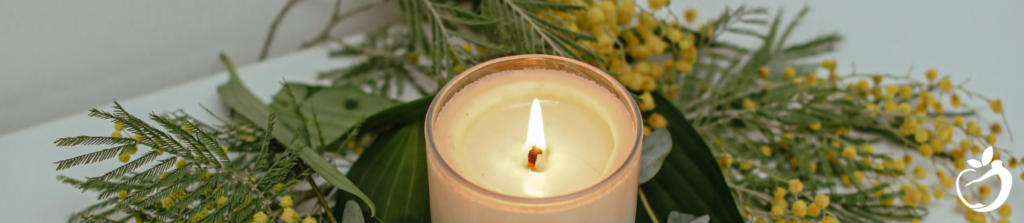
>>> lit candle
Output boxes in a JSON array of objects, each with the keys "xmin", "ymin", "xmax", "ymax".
[{"xmin": 426, "ymin": 55, "xmax": 642, "ymax": 222}]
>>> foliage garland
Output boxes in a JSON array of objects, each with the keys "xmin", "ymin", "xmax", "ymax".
[{"xmin": 51, "ymin": 0, "xmax": 1020, "ymax": 222}]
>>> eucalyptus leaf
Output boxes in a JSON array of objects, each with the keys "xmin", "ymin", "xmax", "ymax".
[
  {"xmin": 269, "ymin": 83, "xmax": 398, "ymax": 148},
  {"xmin": 343, "ymin": 200, "xmax": 365, "ymax": 223},
  {"xmin": 635, "ymin": 93, "xmax": 743, "ymax": 223},
  {"xmin": 639, "ymin": 128, "xmax": 672, "ymax": 184},
  {"xmin": 334, "ymin": 121, "xmax": 431, "ymax": 222},
  {"xmin": 667, "ymin": 211, "xmax": 710, "ymax": 223},
  {"xmin": 216, "ymin": 53, "xmax": 378, "ymax": 215}
]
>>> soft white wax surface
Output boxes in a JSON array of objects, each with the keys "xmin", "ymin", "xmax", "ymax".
[{"xmin": 434, "ymin": 68, "xmax": 635, "ymax": 198}]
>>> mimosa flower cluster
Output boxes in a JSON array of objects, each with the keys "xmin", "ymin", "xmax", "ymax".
[{"xmin": 710, "ymin": 58, "xmax": 1019, "ymax": 222}]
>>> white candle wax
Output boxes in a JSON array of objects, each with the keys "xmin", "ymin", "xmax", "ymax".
[
  {"xmin": 428, "ymin": 64, "xmax": 639, "ymax": 222},
  {"xmin": 437, "ymin": 69, "xmax": 633, "ymax": 197}
]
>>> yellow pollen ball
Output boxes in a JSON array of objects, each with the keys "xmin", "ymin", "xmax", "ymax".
[
  {"xmin": 926, "ymin": 68, "xmax": 938, "ymax": 81},
  {"xmin": 252, "ymin": 212, "xmax": 268, "ymax": 223},
  {"xmin": 647, "ymin": 0, "xmax": 667, "ymax": 10},
  {"xmin": 809, "ymin": 121, "xmax": 821, "ymax": 131},
  {"xmin": 119, "ymin": 153, "xmax": 130, "ymax": 163},
  {"xmin": 821, "ymin": 59, "xmax": 836, "ymax": 70},
  {"xmin": 857, "ymin": 80, "xmax": 869, "ymax": 92},
  {"xmin": 774, "ymin": 187, "xmax": 787, "ymax": 199},
  {"xmin": 999, "ymin": 204, "xmax": 1012, "ymax": 217},
  {"xmin": 280, "ymin": 195, "xmax": 293, "ymax": 208},
  {"xmin": 685, "ymin": 8, "xmax": 697, "ymax": 23},
  {"xmin": 822, "ymin": 216, "xmax": 838, "ymax": 223},
  {"xmin": 842, "ymin": 146, "xmax": 857, "ymax": 159},
  {"xmin": 898, "ymin": 102, "xmax": 912, "ymax": 114},
  {"xmin": 900, "ymin": 85, "xmax": 913, "ymax": 99},
  {"xmin": 920, "ymin": 144, "xmax": 934, "ymax": 158},
  {"xmin": 783, "ymin": 67, "xmax": 795, "ymax": 79},
  {"xmin": 940, "ymin": 79, "xmax": 953, "ymax": 92},
  {"xmin": 914, "ymin": 129, "xmax": 929, "ymax": 143},
  {"xmin": 742, "ymin": 98, "xmax": 756, "ymax": 111},
  {"xmin": 792, "ymin": 200, "xmax": 807, "ymax": 217},
  {"xmin": 761, "ymin": 145, "xmax": 772, "ymax": 156},
  {"xmin": 282, "ymin": 208, "xmax": 299, "ymax": 223},
  {"xmin": 758, "ymin": 66, "xmax": 769, "ymax": 78},
  {"xmin": 980, "ymin": 185, "xmax": 991, "ymax": 197},
  {"xmin": 586, "ymin": 7, "xmax": 606, "ymax": 27},
  {"xmin": 718, "ymin": 154, "xmax": 734, "ymax": 168},
  {"xmin": 967, "ymin": 121, "xmax": 980, "ymax": 135},
  {"xmin": 807, "ymin": 203, "xmax": 821, "ymax": 216},
  {"xmin": 885, "ymin": 85, "xmax": 899, "ymax": 97},
  {"xmin": 991, "ymin": 98, "xmax": 1004, "ymax": 113},
  {"xmin": 617, "ymin": 1, "xmax": 635, "ymax": 24},
  {"xmin": 815, "ymin": 194, "xmax": 831, "ymax": 207},
  {"xmin": 789, "ymin": 179, "xmax": 803, "ymax": 194},
  {"xmin": 648, "ymin": 113, "xmax": 668, "ymax": 129}
]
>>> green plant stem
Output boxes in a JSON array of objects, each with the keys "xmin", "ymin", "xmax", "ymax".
[
  {"xmin": 306, "ymin": 167, "xmax": 339, "ymax": 223},
  {"xmin": 260, "ymin": 0, "xmax": 302, "ymax": 61},
  {"xmin": 639, "ymin": 188, "xmax": 660, "ymax": 223}
]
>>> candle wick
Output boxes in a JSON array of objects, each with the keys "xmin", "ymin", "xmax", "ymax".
[{"xmin": 527, "ymin": 146, "xmax": 543, "ymax": 171}]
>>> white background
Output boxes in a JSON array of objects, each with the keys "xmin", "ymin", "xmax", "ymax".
[
  {"xmin": 2, "ymin": 0, "xmax": 1023, "ymax": 222},
  {"xmin": 0, "ymin": 0, "xmax": 399, "ymax": 135}
]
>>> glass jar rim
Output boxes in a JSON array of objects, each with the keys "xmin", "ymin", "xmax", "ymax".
[{"xmin": 424, "ymin": 54, "xmax": 643, "ymax": 204}]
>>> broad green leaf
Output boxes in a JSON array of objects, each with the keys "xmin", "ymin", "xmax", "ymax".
[
  {"xmin": 334, "ymin": 121, "xmax": 431, "ymax": 223},
  {"xmin": 342, "ymin": 200, "xmax": 365, "ymax": 223},
  {"xmin": 639, "ymin": 128, "xmax": 672, "ymax": 184},
  {"xmin": 269, "ymin": 83, "xmax": 398, "ymax": 148},
  {"xmin": 216, "ymin": 53, "xmax": 377, "ymax": 215},
  {"xmin": 325, "ymin": 95, "xmax": 433, "ymax": 150},
  {"xmin": 667, "ymin": 211, "xmax": 710, "ymax": 223},
  {"xmin": 635, "ymin": 93, "xmax": 743, "ymax": 223}
]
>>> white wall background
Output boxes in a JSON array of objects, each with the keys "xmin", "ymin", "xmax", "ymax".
[
  {"xmin": 0, "ymin": 0, "xmax": 399, "ymax": 135},
  {"xmin": 4, "ymin": 1, "xmax": 1023, "ymax": 138}
]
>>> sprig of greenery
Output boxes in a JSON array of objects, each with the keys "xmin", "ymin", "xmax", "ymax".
[{"xmin": 55, "ymin": 103, "xmax": 307, "ymax": 223}]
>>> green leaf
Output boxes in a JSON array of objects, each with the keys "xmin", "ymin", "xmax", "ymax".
[
  {"xmin": 216, "ymin": 53, "xmax": 377, "ymax": 215},
  {"xmin": 667, "ymin": 212, "xmax": 710, "ymax": 223},
  {"xmin": 666, "ymin": 212, "xmax": 709, "ymax": 223},
  {"xmin": 639, "ymin": 128, "xmax": 672, "ymax": 184},
  {"xmin": 342, "ymin": 200, "xmax": 365, "ymax": 223},
  {"xmin": 635, "ymin": 93, "xmax": 743, "ymax": 223},
  {"xmin": 334, "ymin": 121, "xmax": 430, "ymax": 223},
  {"xmin": 269, "ymin": 83, "xmax": 398, "ymax": 148}
]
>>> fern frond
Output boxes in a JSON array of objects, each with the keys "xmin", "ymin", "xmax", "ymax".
[
  {"xmin": 54, "ymin": 136, "xmax": 137, "ymax": 147},
  {"xmin": 54, "ymin": 144, "xmax": 135, "ymax": 171},
  {"xmin": 87, "ymin": 150, "xmax": 160, "ymax": 190}
]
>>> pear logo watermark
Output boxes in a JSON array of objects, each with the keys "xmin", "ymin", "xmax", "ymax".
[{"xmin": 956, "ymin": 146, "xmax": 1012, "ymax": 212}]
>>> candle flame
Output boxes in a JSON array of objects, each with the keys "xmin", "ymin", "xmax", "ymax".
[{"xmin": 525, "ymin": 98, "xmax": 546, "ymax": 149}]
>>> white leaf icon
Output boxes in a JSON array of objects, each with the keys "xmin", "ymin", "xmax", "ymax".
[
  {"xmin": 967, "ymin": 159, "xmax": 983, "ymax": 168},
  {"xmin": 981, "ymin": 146, "xmax": 994, "ymax": 166}
]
